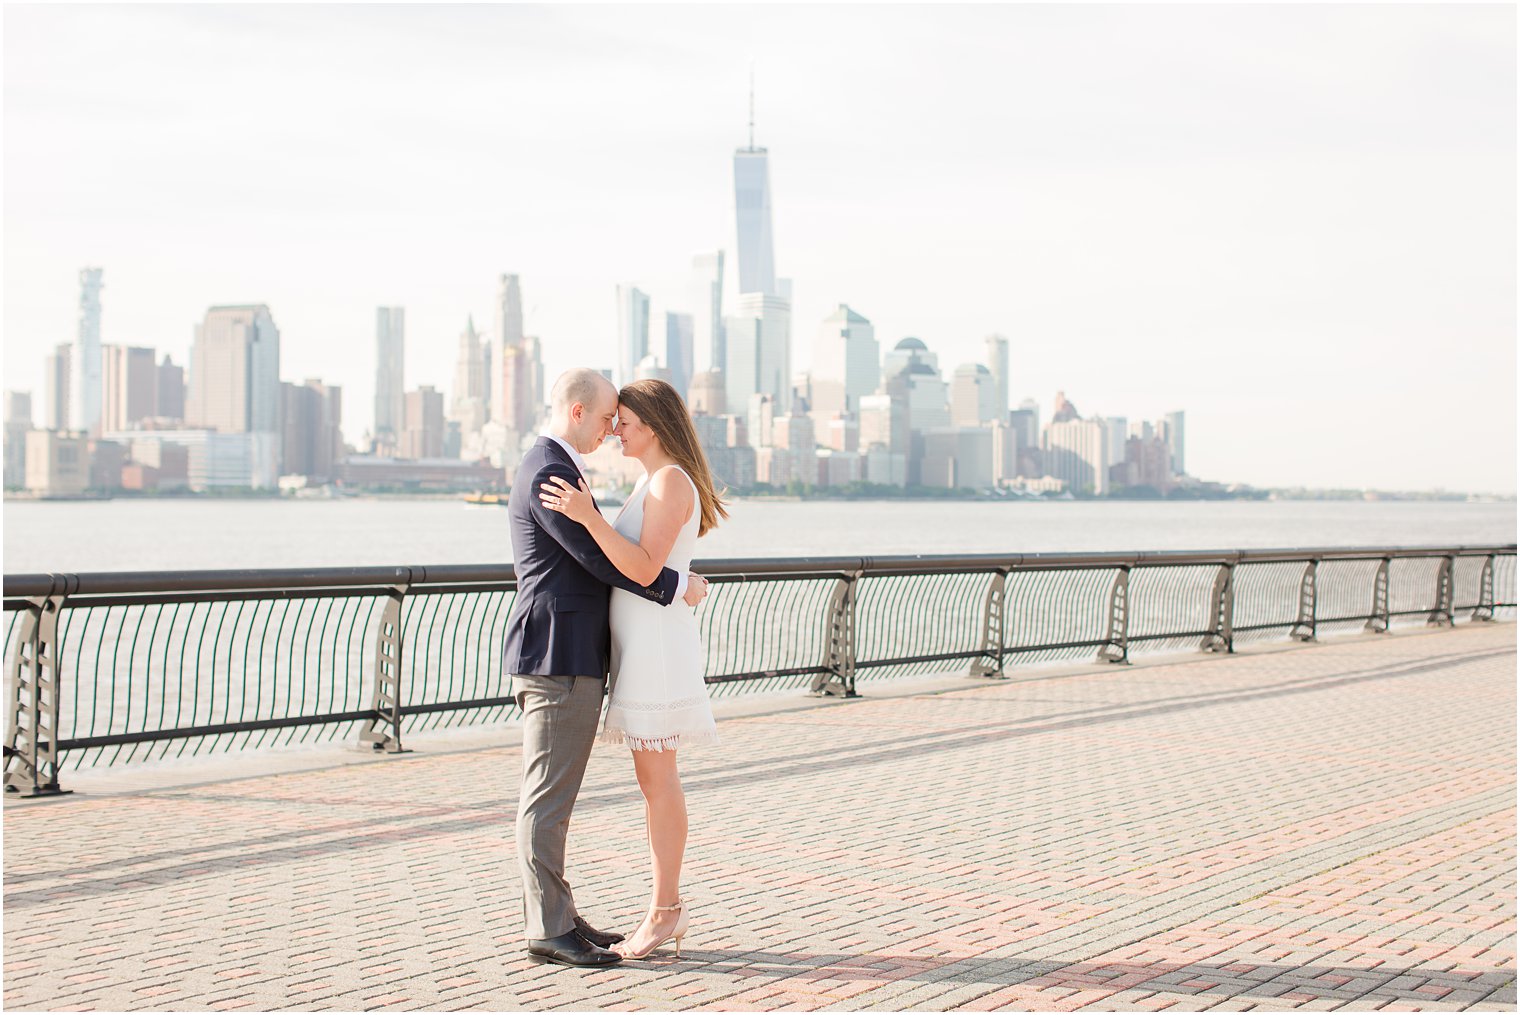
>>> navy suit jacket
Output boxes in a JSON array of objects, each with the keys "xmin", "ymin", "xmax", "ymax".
[{"xmin": 502, "ymin": 437, "xmax": 679, "ymax": 679}]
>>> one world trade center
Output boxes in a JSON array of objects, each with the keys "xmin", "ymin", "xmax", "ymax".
[{"xmin": 730, "ymin": 80, "xmax": 791, "ymax": 411}]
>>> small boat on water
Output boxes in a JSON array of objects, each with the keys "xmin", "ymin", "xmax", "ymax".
[{"xmin": 463, "ymin": 491, "xmax": 509, "ymax": 507}]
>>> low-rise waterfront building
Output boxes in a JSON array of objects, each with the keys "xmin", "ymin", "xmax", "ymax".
[
  {"xmin": 25, "ymin": 430, "xmax": 88, "ymax": 496},
  {"xmin": 919, "ymin": 426, "xmax": 995, "ymax": 491},
  {"xmin": 337, "ymin": 456, "xmax": 505, "ymax": 492},
  {"xmin": 103, "ymin": 428, "xmax": 280, "ymax": 491}
]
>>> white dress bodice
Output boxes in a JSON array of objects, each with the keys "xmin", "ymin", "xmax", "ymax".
[{"xmin": 602, "ymin": 465, "xmax": 718, "ymax": 752}]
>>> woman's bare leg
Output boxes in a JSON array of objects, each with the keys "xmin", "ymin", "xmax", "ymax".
[{"xmin": 617, "ymin": 747, "xmax": 687, "ymax": 954}]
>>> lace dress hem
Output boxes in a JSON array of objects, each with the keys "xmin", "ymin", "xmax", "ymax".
[{"xmin": 599, "ymin": 728, "xmax": 720, "ymax": 752}]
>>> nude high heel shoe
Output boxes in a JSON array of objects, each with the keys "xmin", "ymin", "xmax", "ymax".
[{"xmin": 617, "ymin": 900, "xmax": 690, "ymax": 959}]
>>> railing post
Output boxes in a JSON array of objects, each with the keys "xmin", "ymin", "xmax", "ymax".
[
  {"xmin": 1097, "ymin": 566, "xmax": 1130, "ymax": 664},
  {"xmin": 811, "ymin": 571, "xmax": 860, "ymax": 698},
  {"xmin": 1427, "ymin": 555, "xmax": 1455, "ymax": 627},
  {"xmin": 359, "ymin": 582, "xmax": 410, "ymax": 753},
  {"xmin": 1289, "ymin": 560, "xmax": 1317, "ymax": 642},
  {"xmin": 1364, "ymin": 557, "xmax": 1391, "ymax": 634},
  {"xmin": 970, "ymin": 569, "xmax": 1009, "ymax": 677},
  {"xmin": 1472, "ymin": 554, "xmax": 1496, "ymax": 622},
  {"xmin": 5, "ymin": 593, "xmax": 72, "ymax": 798},
  {"xmin": 1201, "ymin": 563, "xmax": 1234, "ymax": 653}
]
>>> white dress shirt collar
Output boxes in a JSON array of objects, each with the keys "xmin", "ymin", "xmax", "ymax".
[{"xmin": 541, "ymin": 431, "xmax": 588, "ymax": 476}]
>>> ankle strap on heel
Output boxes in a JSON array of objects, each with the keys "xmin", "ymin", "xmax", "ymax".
[{"xmin": 651, "ymin": 900, "xmax": 684, "ymax": 912}]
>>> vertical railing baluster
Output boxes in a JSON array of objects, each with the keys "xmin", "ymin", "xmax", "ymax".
[
  {"xmin": 970, "ymin": 569, "xmax": 1009, "ymax": 677},
  {"xmin": 1472, "ymin": 554, "xmax": 1495, "ymax": 622},
  {"xmin": 359, "ymin": 578, "xmax": 411, "ymax": 753},
  {"xmin": 1202, "ymin": 563, "xmax": 1234, "ymax": 653},
  {"xmin": 5, "ymin": 589, "xmax": 71, "ymax": 797},
  {"xmin": 1098, "ymin": 566, "xmax": 1130, "ymax": 664},
  {"xmin": 1427, "ymin": 555, "xmax": 1455, "ymax": 627},
  {"xmin": 1365, "ymin": 557, "xmax": 1391, "ymax": 634},
  {"xmin": 1290, "ymin": 560, "xmax": 1317, "ymax": 642},
  {"xmin": 811, "ymin": 570, "xmax": 860, "ymax": 697}
]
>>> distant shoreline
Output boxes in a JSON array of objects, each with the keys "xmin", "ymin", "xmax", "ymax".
[{"xmin": 4, "ymin": 490, "xmax": 1513, "ymax": 505}]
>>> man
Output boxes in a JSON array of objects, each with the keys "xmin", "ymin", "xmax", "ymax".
[{"xmin": 503, "ymin": 368, "xmax": 709, "ymax": 968}]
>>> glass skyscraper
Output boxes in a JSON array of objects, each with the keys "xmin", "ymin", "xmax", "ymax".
[
  {"xmin": 70, "ymin": 268, "xmax": 103, "ymax": 435},
  {"xmin": 733, "ymin": 149, "xmax": 776, "ymax": 297}
]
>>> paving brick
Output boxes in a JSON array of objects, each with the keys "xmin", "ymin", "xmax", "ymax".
[{"xmin": 4, "ymin": 623, "xmax": 1515, "ymax": 1011}]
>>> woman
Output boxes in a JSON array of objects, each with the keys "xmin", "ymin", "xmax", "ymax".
[{"xmin": 538, "ymin": 378, "xmax": 728, "ymax": 961}]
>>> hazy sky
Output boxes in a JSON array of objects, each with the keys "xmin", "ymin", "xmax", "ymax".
[{"xmin": 4, "ymin": 4, "xmax": 1515, "ymax": 493}]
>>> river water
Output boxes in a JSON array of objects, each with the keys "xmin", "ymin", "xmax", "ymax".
[{"xmin": 3, "ymin": 497, "xmax": 1514, "ymax": 573}]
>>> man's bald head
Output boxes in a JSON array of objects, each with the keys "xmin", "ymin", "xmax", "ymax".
[
  {"xmin": 551, "ymin": 368, "xmax": 615, "ymax": 417},
  {"xmin": 548, "ymin": 368, "xmax": 620, "ymax": 454}
]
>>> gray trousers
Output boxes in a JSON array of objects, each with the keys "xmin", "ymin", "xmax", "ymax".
[{"xmin": 512, "ymin": 673, "xmax": 604, "ymax": 940}]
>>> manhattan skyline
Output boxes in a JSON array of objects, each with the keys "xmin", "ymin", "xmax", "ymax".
[{"xmin": 4, "ymin": 4, "xmax": 1514, "ymax": 494}]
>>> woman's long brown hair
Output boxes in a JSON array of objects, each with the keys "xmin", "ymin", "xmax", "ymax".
[{"xmin": 618, "ymin": 379, "xmax": 729, "ymax": 536}]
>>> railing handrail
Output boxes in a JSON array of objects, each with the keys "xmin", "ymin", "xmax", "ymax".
[{"xmin": 5, "ymin": 544, "xmax": 1516, "ymax": 598}]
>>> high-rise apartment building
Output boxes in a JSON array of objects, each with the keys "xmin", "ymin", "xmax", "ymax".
[
  {"xmin": 902, "ymin": 365, "xmax": 950, "ymax": 432},
  {"xmin": 187, "ymin": 305, "xmax": 282, "ymax": 446},
  {"xmin": 1044, "ymin": 417, "xmax": 1110, "ymax": 495},
  {"xmin": 101, "ymin": 345, "xmax": 158, "ymax": 433},
  {"xmin": 4, "ymin": 392, "xmax": 32, "ymax": 489},
  {"xmin": 747, "ymin": 393, "xmax": 776, "ymax": 449},
  {"xmin": 723, "ymin": 314, "xmax": 758, "ymax": 414},
  {"xmin": 374, "ymin": 306, "xmax": 406, "ymax": 444},
  {"xmin": 616, "ymin": 285, "xmax": 650, "ymax": 388},
  {"xmin": 985, "ymin": 334, "xmax": 1009, "ymax": 421},
  {"xmin": 950, "ymin": 363, "xmax": 999, "ymax": 427},
  {"xmin": 811, "ymin": 305, "xmax": 879, "ymax": 416},
  {"xmin": 662, "ymin": 312, "xmax": 695, "ymax": 399},
  {"xmin": 449, "ymin": 316, "xmax": 488, "ymax": 442},
  {"xmin": 157, "ymin": 354, "xmax": 184, "ymax": 420},
  {"xmin": 772, "ymin": 412, "xmax": 815, "ymax": 453},
  {"xmin": 494, "ymin": 273, "xmax": 525, "ymax": 348},
  {"xmin": 1163, "ymin": 411, "xmax": 1186, "ymax": 476},
  {"xmin": 524, "ymin": 335, "xmax": 544, "ymax": 427},
  {"xmin": 691, "ymin": 251, "xmax": 725, "ymax": 375},
  {"xmin": 1017, "ymin": 398, "xmax": 1041, "ymax": 437},
  {"xmin": 43, "ymin": 344, "xmax": 70, "ymax": 430},
  {"xmin": 501, "ymin": 344, "xmax": 537, "ymax": 434},
  {"xmin": 1104, "ymin": 416, "xmax": 1128, "ymax": 467},
  {"xmin": 859, "ymin": 391, "xmax": 909, "ymax": 455},
  {"xmin": 688, "ymin": 369, "xmax": 727, "ymax": 416},
  {"xmin": 402, "ymin": 386, "xmax": 445, "ymax": 460},
  {"xmin": 70, "ymin": 268, "xmax": 104, "ymax": 435},
  {"xmin": 883, "ymin": 337, "xmax": 938, "ymax": 380},
  {"xmin": 5, "ymin": 392, "xmax": 32, "ymax": 426},
  {"xmin": 491, "ymin": 274, "xmax": 525, "ymax": 423},
  {"xmin": 729, "ymin": 293, "xmax": 791, "ymax": 412},
  {"xmin": 1123, "ymin": 431, "xmax": 1173, "ymax": 492},
  {"xmin": 281, "ymin": 379, "xmax": 343, "ymax": 482},
  {"xmin": 453, "ymin": 314, "xmax": 484, "ymax": 404}
]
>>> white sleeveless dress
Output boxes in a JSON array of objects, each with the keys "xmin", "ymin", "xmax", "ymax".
[{"xmin": 601, "ymin": 465, "xmax": 719, "ymax": 751}]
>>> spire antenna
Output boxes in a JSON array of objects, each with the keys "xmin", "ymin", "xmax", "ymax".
[{"xmin": 748, "ymin": 63, "xmax": 755, "ymax": 150}]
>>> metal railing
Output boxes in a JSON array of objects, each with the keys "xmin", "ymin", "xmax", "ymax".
[{"xmin": 4, "ymin": 544, "xmax": 1514, "ymax": 796}]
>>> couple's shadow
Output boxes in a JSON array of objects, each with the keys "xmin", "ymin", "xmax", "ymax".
[{"xmin": 592, "ymin": 948, "xmax": 1512, "ymax": 1007}]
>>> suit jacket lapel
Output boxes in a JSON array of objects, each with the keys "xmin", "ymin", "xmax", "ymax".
[{"xmin": 539, "ymin": 436, "xmax": 598, "ymax": 510}]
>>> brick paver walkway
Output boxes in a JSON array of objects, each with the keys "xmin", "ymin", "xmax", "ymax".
[{"xmin": 4, "ymin": 624, "xmax": 1515, "ymax": 1011}]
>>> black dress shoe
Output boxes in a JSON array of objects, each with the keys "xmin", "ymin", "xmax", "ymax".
[
  {"xmin": 573, "ymin": 915, "xmax": 625, "ymax": 948},
  {"xmin": 525, "ymin": 930, "xmax": 622, "ymax": 968}
]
